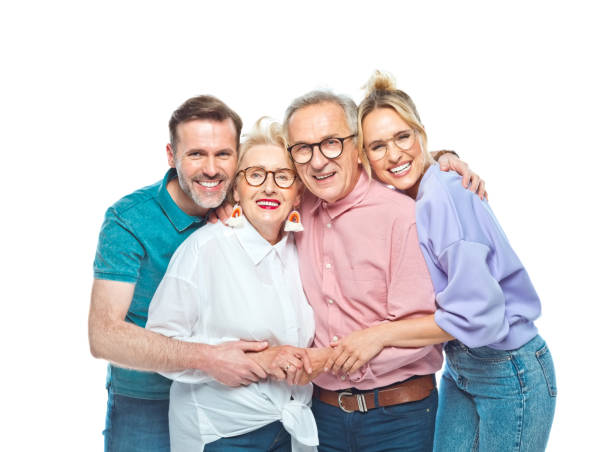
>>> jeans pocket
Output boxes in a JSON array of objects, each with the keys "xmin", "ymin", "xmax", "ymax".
[{"xmin": 535, "ymin": 345, "xmax": 557, "ymax": 397}]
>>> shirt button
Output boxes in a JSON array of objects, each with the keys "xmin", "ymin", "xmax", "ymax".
[
  {"xmin": 325, "ymin": 263, "xmax": 332, "ymax": 269},
  {"xmin": 328, "ymin": 299, "xmax": 334, "ymax": 304},
  {"xmin": 340, "ymin": 375, "xmax": 346, "ymax": 381},
  {"xmin": 332, "ymin": 335, "xmax": 338, "ymax": 341},
  {"xmin": 326, "ymin": 223, "xmax": 332, "ymax": 228}
]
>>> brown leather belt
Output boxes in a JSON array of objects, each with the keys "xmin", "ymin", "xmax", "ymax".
[{"xmin": 313, "ymin": 375, "xmax": 434, "ymax": 413}]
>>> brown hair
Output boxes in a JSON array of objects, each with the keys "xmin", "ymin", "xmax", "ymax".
[
  {"xmin": 358, "ymin": 70, "xmax": 428, "ymax": 156},
  {"xmin": 168, "ymin": 95, "xmax": 243, "ymax": 151}
]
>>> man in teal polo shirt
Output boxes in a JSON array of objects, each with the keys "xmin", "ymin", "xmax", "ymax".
[{"xmin": 89, "ymin": 95, "xmax": 269, "ymax": 452}]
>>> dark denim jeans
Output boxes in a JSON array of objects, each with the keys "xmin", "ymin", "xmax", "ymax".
[
  {"xmin": 312, "ymin": 385, "xmax": 438, "ymax": 451},
  {"xmin": 434, "ymin": 335, "xmax": 557, "ymax": 451},
  {"xmin": 205, "ymin": 421, "xmax": 291, "ymax": 451},
  {"xmin": 103, "ymin": 389, "xmax": 170, "ymax": 452}
]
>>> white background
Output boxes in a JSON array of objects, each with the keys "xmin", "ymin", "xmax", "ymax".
[{"xmin": 2, "ymin": 1, "xmax": 610, "ymax": 450}]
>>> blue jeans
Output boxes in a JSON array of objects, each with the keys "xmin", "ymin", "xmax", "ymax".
[
  {"xmin": 205, "ymin": 421, "xmax": 291, "ymax": 451},
  {"xmin": 312, "ymin": 383, "xmax": 438, "ymax": 451},
  {"xmin": 434, "ymin": 335, "xmax": 557, "ymax": 452},
  {"xmin": 103, "ymin": 388, "xmax": 170, "ymax": 452}
]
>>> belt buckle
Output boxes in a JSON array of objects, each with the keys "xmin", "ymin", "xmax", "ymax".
[{"xmin": 338, "ymin": 391, "xmax": 368, "ymax": 413}]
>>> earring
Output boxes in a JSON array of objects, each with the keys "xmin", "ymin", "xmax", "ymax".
[
  {"xmin": 284, "ymin": 210, "xmax": 304, "ymax": 232},
  {"xmin": 226, "ymin": 204, "xmax": 245, "ymax": 228}
]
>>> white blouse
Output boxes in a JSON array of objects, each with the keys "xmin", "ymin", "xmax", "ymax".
[{"xmin": 146, "ymin": 220, "xmax": 317, "ymax": 452}]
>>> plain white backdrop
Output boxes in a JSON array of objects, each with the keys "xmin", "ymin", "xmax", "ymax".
[{"xmin": 2, "ymin": 1, "xmax": 610, "ymax": 450}]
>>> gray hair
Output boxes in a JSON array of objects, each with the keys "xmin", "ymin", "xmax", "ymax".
[
  {"xmin": 283, "ymin": 89, "xmax": 371, "ymax": 176},
  {"xmin": 283, "ymin": 90, "xmax": 359, "ymax": 138}
]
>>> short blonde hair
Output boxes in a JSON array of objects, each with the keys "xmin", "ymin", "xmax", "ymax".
[
  {"xmin": 227, "ymin": 117, "xmax": 295, "ymax": 204},
  {"xmin": 358, "ymin": 70, "xmax": 429, "ymax": 162}
]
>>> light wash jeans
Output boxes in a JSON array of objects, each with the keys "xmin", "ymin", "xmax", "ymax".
[
  {"xmin": 434, "ymin": 335, "xmax": 556, "ymax": 452},
  {"xmin": 103, "ymin": 388, "xmax": 170, "ymax": 452}
]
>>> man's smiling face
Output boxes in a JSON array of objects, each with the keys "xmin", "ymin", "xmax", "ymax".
[
  {"xmin": 287, "ymin": 102, "xmax": 361, "ymax": 203},
  {"xmin": 167, "ymin": 118, "xmax": 238, "ymax": 213}
]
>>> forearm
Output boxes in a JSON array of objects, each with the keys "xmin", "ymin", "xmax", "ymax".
[
  {"xmin": 431, "ymin": 150, "xmax": 459, "ymax": 161},
  {"xmin": 375, "ymin": 314, "xmax": 453, "ymax": 348},
  {"xmin": 89, "ymin": 317, "xmax": 207, "ymax": 373}
]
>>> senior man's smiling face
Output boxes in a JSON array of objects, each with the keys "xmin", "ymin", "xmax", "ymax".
[{"xmin": 287, "ymin": 102, "xmax": 361, "ymax": 203}]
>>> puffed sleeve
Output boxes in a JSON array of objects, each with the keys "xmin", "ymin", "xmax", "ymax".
[{"xmin": 433, "ymin": 239, "xmax": 510, "ymax": 348}]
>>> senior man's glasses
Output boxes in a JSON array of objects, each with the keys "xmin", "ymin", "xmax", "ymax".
[
  {"xmin": 287, "ymin": 134, "xmax": 356, "ymax": 164},
  {"xmin": 238, "ymin": 167, "xmax": 297, "ymax": 189},
  {"xmin": 366, "ymin": 129, "xmax": 417, "ymax": 161}
]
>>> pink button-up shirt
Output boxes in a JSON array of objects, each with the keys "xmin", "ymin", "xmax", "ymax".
[{"xmin": 296, "ymin": 170, "xmax": 443, "ymax": 390}]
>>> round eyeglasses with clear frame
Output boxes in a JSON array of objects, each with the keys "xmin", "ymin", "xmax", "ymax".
[
  {"xmin": 287, "ymin": 134, "xmax": 356, "ymax": 164},
  {"xmin": 237, "ymin": 166, "xmax": 297, "ymax": 189},
  {"xmin": 365, "ymin": 129, "xmax": 417, "ymax": 161}
]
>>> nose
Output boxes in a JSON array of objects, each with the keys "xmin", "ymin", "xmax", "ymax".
[
  {"xmin": 202, "ymin": 155, "xmax": 218, "ymax": 177},
  {"xmin": 262, "ymin": 172, "xmax": 277, "ymax": 194},
  {"xmin": 387, "ymin": 143, "xmax": 402, "ymax": 163},
  {"xmin": 309, "ymin": 145, "xmax": 328, "ymax": 170}
]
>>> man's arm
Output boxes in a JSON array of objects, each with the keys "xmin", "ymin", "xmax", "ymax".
[
  {"xmin": 88, "ymin": 279, "xmax": 268, "ymax": 386},
  {"xmin": 434, "ymin": 151, "xmax": 488, "ymax": 200}
]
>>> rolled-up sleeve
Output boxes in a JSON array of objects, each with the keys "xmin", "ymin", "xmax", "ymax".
[
  {"xmin": 350, "ymin": 221, "xmax": 438, "ymax": 382},
  {"xmin": 434, "ymin": 240, "xmax": 510, "ymax": 348}
]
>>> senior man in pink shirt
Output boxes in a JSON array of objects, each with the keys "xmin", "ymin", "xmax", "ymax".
[{"xmin": 283, "ymin": 91, "xmax": 481, "ymax": 452}]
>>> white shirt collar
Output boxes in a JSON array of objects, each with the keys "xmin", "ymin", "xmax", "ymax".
[{"xmin": 234, "ymin": 219, "xmax": 290, "ymax": 266}]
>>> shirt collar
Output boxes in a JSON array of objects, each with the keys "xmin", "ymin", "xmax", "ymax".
[
  {"xmin": 308, "ymin": 168, "xmax": 371, "ymax": 219},
  {"xmin": 157, "ymin": 168, "xmax": 206, "ymax": 232},
  {"xmin": 234, "ymin": 218, "xmax": 290, "ymax": 266}
]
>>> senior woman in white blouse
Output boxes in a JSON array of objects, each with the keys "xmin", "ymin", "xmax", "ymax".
[{"xmin": 146, "ymin": 119, "xmax": 326, "ymax": 451}]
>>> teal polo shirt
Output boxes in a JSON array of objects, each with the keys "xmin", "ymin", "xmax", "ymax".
[{"xmin": 94, "ymin": 169, "xmax": 206, "ymax": 399}]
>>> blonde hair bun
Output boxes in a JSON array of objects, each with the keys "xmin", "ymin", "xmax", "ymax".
[{"xmin": 363, "ymin": 70, "xmax": 397, "ymax": 96}]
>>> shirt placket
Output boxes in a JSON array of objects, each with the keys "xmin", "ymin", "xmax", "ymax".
[{"xmin": 320, "ymin": 207, "xmax": 347, "ymax": 383}]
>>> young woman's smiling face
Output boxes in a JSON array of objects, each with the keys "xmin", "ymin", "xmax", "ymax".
[{"xmin": 362, "ymin": 107, "xmax": 427, "ymax": 194}]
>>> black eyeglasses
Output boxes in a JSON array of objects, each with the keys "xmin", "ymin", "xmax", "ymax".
[
  {"xmin": 365, "ymin": 129, "xmax": 417, "ymax": 161},
  {"xmin": 237, "ymin": 166, "xmax": 297, "ymax": 189},
  {"xmin": 287, "ymin": 134, "xmax": 356, "ymax": 164}
]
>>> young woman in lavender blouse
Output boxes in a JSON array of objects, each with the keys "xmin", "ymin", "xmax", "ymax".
[{"xmin": 356, "ymin": 71, "xmax": 556, "ymax": 451}]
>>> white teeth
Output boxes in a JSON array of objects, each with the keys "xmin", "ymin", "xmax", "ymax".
[
  {"xmin": 198, "ymin": 180, "xmax": 221, "ymax": 188},
  {"xmin": 390, "ymin": 163, "xmax": 411, "ymax": 174},
  {"xmin": 256, "ymin": 200, "xmax": 280, "ymax": 206},
  {"xmin": 314, "ymin": 173, "xmax": 334, "ymax": 180}
]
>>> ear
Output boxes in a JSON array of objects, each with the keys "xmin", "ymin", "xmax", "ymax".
[
  {"xmin": 233, "ymin": 184, "xmax": 240, "ymax": 204},
  {"xmin": 166, "ymin": 144, "xmax": 176, "ymax": 168},
  {"xmin": 292, "ymin": 181, "xmax": 304, "ymax": 208}
]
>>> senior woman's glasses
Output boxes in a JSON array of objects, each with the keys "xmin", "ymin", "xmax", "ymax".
[
  {"xmin": 287, "ymin": 134, "xmax": 356, "ymax": 164},
  {"xmin": 238, "ymin": 167, "xmax": 297, "ymax": 189},
  {"xmin": 366, "ymin": 129, "xmax": 416, "ymax": 161}
]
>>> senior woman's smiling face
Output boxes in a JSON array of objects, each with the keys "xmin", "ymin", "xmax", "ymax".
[{"xmin": 233, "ymin": 144, "xmax": 301, "ymax": 244}]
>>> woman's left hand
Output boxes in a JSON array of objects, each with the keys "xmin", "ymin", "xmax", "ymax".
[
  {"xmin": 265, "ymin": 345, "xmax": 313, "ymax": 385},
  {"xmin": 324, "ymin": 327, "xmax": 386, "ymax": 376}
]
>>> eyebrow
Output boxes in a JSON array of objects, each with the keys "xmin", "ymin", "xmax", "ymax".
[
  {"xmin": 366, "ymin": 130, "xmax": 412, "ymax": 147},
  {"xmin": 292, "ymin": 133, "xmax": 344, "ymax": 146},
  {"xmin": 186, "ymin": 147, "xmax": 236, "ymax": 154}
]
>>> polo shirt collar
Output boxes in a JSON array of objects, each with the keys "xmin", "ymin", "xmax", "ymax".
[
  {"xmin": 235, "ymin": 218, "xmax": 290, "ymax": 266},
  {"xmin": 157, "ymin": 169, "xmax": 206, "ymax": 232},
  {"xmin": 309, "ymin": 168, "xmax": 371, "ymax": 219}
]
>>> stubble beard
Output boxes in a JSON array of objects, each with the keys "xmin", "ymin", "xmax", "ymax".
[{"xmin": 176, "ymin": 163, "xmax": 228, "ymax": 210}]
